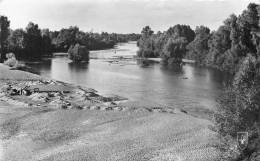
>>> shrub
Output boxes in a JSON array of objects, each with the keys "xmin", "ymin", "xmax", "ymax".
[
  {"xmin": 68, "ymin": 43, "xmax": 89, "ymax": 62},
  {"xmin": 214, "ymin": 54, "xmax": 260, "ymax": 160}
]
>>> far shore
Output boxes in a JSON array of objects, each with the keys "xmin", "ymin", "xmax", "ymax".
[
  {"xmin": 0, "ymin": 63, "xmax": 219, "ymax": 161},
  {"xmin": 52, "ymin": 51, "xmax": 196, "ymax": 64}
]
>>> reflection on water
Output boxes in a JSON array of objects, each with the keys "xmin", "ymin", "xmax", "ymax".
[{"xmin": 25, "ymin": 42, "xmax": 230, "ymax": 111}]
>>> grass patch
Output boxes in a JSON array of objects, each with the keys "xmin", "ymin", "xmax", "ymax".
[
  {"xmin": 32, "ymin": 129, "xmax": 79, "ymax": 144},
  {"xmin": 0, "ymin": 118, "xmax": 20, "ymax": 139}
]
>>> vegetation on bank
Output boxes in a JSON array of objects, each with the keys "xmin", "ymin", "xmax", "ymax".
[
  {"xmin": 137, "ymin": 3, "xmax": 260, "ymax": 73},
  {"xmin": 214, "ymin": 54, "xmax": 260, "ymax": 161},
  {"xmin": 137, "ymin": 25, "xmax": 195, "ymax": 65},
  {"xmin": 0, "ymin": 18, "xmax": 140, "ymax": 61},
  {"xmin": 137, "ymin": 3, "xmax": 260, "ymax": 161}
]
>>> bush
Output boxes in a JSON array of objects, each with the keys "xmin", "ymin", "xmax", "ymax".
[
  {"xmin": 68, "ymin": 43, "xmax": 89, "ymax": 62},
  {"xmin": 214, "ymin": 54, "xmax": 260, "ymax": 161}
]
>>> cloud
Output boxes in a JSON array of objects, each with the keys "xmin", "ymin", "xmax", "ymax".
[{"xmin": 0, "ymin": 0, "xmax": 258, "ymax": 33}]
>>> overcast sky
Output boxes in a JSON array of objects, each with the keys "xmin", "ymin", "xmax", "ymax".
[{"xmin": 0, "ymin": 0, "xmax": 259, "ymax": 33}]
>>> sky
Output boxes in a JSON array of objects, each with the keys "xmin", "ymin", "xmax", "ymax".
[{"xmin": 0, "ymin": 0, "xmax": 259, "ymax": 33}]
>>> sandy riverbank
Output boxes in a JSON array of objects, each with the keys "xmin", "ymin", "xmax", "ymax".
[{"xmin": 0, "ymin": 64, "xmax": 219, "ymax": 161}]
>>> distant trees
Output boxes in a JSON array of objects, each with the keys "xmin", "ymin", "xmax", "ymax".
[
  {"xmin": 136, "ymin": 3, "xmax": 260, "ymax": 73},
  {"xmin": 0, "ymin": 15, "xmax": 140, "ymax": 61},
  {"xmin": 0, "ymin": 16, "xmax": 10, "ymax": 62},
  {"xmin": 7, "ymin": 23, "xmax": 53, "ymax": 60},
  {"xmin": 51, "ymin": 27, "xmax": 140, "ymax": 52},
  {"xmin": 53, "ymin": 26, "xmax": 79, "ymax": 51},
  {"xmin": 137, "ymin": 25, "xmax": 195, "ymax": 65}
]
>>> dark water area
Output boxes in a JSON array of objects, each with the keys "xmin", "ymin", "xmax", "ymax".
[{"xmin": 25, "ymin": 42, "xmax": 230, "ymax": 111}]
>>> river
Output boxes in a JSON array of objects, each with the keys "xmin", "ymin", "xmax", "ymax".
[{"xmin": 25, "ymin": 41, "xmax": 229, "ymax": 112}]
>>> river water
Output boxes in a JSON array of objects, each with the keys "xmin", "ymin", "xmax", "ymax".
[{"xmin": 26, "ymin": 42, "xmax": 229, "ymax": 111}]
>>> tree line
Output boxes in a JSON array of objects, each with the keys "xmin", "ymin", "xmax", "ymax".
[
  {"xmin": 0, "ymin": 17, "xmax": 140, "ymax": 61},
  {"xmin": 137, "ymin": 3, "xmax": 260, "ymax": 74}
]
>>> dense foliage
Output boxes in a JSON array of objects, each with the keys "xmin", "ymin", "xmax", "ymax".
[
  {"xmin": 137, "ymin": 25, "xmax": 195, "ymax": 65},
  {"xmin": 0, "ymin": 17, "xmax": 140, "ymax": 61},
  {"xmin": 186, "ymin": 26, "xmax": 211, "ymax": 66},
  {"xmin": 214, "ymin": 54, "xmax": 260, "ymax": 161},
  {"xmin": 68, "ymin": 43, "xmax": 89, "ymax": 62},
  {"xmin": 136, "ymin": 3, "xmax": 260, "ymax": 72},
  {"xmin": 0, "ymin": 16, "xmax": 10, "ymax": 61}
]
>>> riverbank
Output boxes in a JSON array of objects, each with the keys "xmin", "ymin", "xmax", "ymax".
[{"xmin": 0, "ymin": 64, "xmax": 219, "ymax": 161}]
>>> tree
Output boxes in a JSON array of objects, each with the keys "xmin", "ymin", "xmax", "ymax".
[
  {"xmin": 0, "ymin": 16, "xmax": 10, "ymax": 61},
  {"xmin": 236, "ymin": 3, "xmax": 260, "ymax": 56},
  {"xmin": 186, "ymin": 26, "xmax": 211, "ymax": 65},
  {"xmin": 166, "ymin": 24, "xmax": 195, "ymax": 43},
  {"xmin": 68, "ymin": 43, "xmax": 89, "ymax": 62},
  {"xmin": 214, "ymin": 54, "xmax": 260, "ymax": 160},
  {"xmin": 137, "ymin": 24, "xmax": 195, "ymax": 60},
  {"xmin": 7, "ymin": 29, "xmax": 25, "ymax": 58},
  {"xmin": 55, "ymin": 26, "xmax": 79, "ymax": 51},
  {"xmin": 41, "ymin": 29, "xmax": 52, "ymax": 55},
  {"xmin": 141, "ymin": 26, "xmax": 154, "ymax": 38},
  {"xmin": 137, "ymin": 26, "xmax": 155, "ymax": 57},
  {"xmin": 208, "ymin": 25, "xmax": 232, "ymax": 68},
  {"xmin": 24, "ymin": 22, "xmax": 42, "ymax": 59},
  {"xmin": 162, "ymin": 37, "xmax": 188, "ymax": 65}
]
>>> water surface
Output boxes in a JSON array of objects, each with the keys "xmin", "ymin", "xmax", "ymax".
[{"xmin": 26, "ymin": 42, "xmax": 229, "ymax": 110}]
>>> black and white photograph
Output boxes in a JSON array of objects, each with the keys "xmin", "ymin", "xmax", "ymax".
[{"xmin": 0, "ymin": 0, "xmax": 259, "ymax": 160}]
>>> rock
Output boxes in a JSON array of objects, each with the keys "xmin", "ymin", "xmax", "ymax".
[
  {"xmin": 60, "ymin": 104, "xmax": 68, "ymax": 109},
  {"xmin": 85, "ymin": 92, "xmax": 99, "ymax": 97},
  {"xmin": 89, "ymin": 105, "xmax": 100, "ymax": 110},
  {"xmin": 82, "ymin": 105, "xmax": 90, "ymax": 109},
  {"xmin": 152, "ymin": 108, "xmax": 165, "ymax": 113},
  {"xmin": 103, "ymin": 102, "xmax": 117, "ymax": 107},
  {"xmin": 105, "ymin": 106, "xmax": 113, "ymax": 111},
  {"xmin": 72, "ymin": 105, "xmax": 83, "ymax": 110},
  {"xmin": 48, "ymin": 93, "xmax": 55, "ymax": 97},
  {"xmin": 29, "ymin": 93, "xmax": 49, "ymax": 102},
  {"xmin": 75, "ymin": 89, "xmax": 86, "ymax": 95},
  {"xmin": 102, "ymin": 94, "xmax": 128, "ymax": 101},
  {"xmin": 78, "ymin": 87, "xmax": 97, "ymax": 93},
  {"xmin": 50, "ymin": 99, "xmax": 63, "ymax": 106},
  {"xmin": 180, "ymin": 109, "xmax": 188, "ymax": 113},
  {"xmin": 99, "ymin": 106, "xmax": 108, "ymax": 111},
  {"xmin": 113, "ymin": 106, "xmax": 123, "ymax": 111},
  {"xmin": 54, "ymin": 92, "xmax": 62, "ymax": 97}
]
